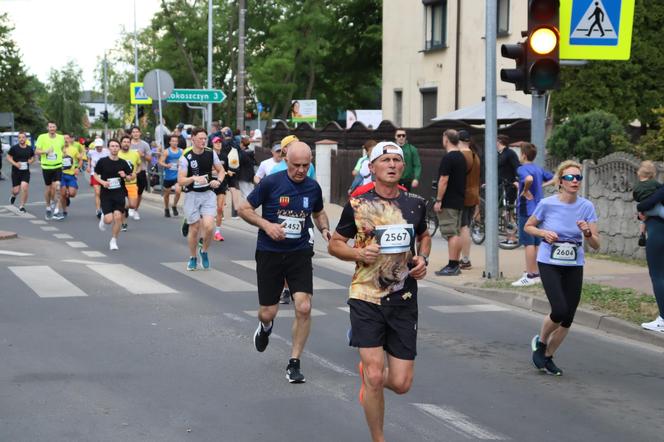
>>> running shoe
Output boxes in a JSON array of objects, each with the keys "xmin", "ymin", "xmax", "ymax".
[
  {"xmin": 214, "ymin": 230, "xmax": 224, "ymax": 241},
  {"xmin": 199, "ymin": 250, "xmax": 210, "ymax": 269},
  {"xmin": 96, "ymin": 209, "xmax": 102, "ymax": 219},
  {"xmin": 501, "ymin": 239, "xmax": 518, "ymax": 246},
  {"xmin": 19, "ymin": 207, "xmax": 26, "ymax": 213},
  {"xmin": 531, "ymin": 335, "xmax": 547, "ymax": 371},
  {"xmin": 187, "ymin": 257, "xmax": 197, "ymax": 271},
  {"xmin": 286, "ymin": 358, "xmax": 306, "ymax": 384},
  {"xmin": 181, "ymin": 218, "xmax": 189, "ymax": 237},
  {"xmin": 435, "ymin": 265, "xmax": 461, "ymax": 276},
  {"xmin": 9, "ymin": 195, "xmax": 16, "ymax": 205},
  {"xmin": 45, "ymin": 208, "xmax": 52, "ymax": 220},
  {"xmin": 543, "ymin": 356, "xmax": 563, "ymax": 376},
  {"xmin": 253, "ymin": 321, "xmax": 272, "ymax": 352},
  {"xmin": 459, "ymin": 259, "xmax": 472, "ymax": 270},
  {"xmin": 109, "ymin": 238, "xmax": 119, "ymax": 251},
  {"xmin": 358, "ymin": 361, "xmax": 365, "ymax": 406},
  {"xmin": 164, "ymin": 208, "xmax": 171, "ymax": 218},
  {"xmin": 52, "ymin": 212, "xmax": 65, "ymax": 221},
  {"xmin": 512, "ymin": 275, "xmax": 537, "ymax": 287},
  {"xmin": 132, "ymin": 210, "xmax": 140, "ymax": 220},
  {"xmin": 279, "ymin": 288, "xmax": 291, "ymax": 304},
  {"xmin": 121, "ymin": 223, "xmax": 128, "ymax": 232},
  {"xmin": 171, "ymin": 206, "xmax": 179, "ymax": 216},
  {"xmin": 128, "ymin": 208, "xmax": 135, "ymax": 218},
  {"xmin": 641, "ymin": 316, "xmax": 664, "ymax": 332},
  {"xmin": 98, "ymin": 217, "xmax": 106, "ymax": 231}
]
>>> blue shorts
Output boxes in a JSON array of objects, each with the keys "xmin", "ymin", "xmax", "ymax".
[
  {"xmin": 60, "ymin": 173, "xmax": 79, "ymax": 189},
  {"xmin": 518, "ymin": 214, "xmax": 541, "ymax": 246}
]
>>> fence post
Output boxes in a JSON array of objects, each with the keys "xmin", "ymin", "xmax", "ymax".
[{"xmin": 315, "ymin": 139, "xmax": 338, "ymax": 203}]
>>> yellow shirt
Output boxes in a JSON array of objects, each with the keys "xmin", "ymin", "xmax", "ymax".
[
  {"xmin": 62, "ymin": 145, "xmax": 82, "ymax": 175},
  {"xmin": 35, "ymin": 133, "xmax": 65, "ymax": 169},
  {"xmin": 118, "ymin": 149, "xmax": 141, "ymax": 185}
]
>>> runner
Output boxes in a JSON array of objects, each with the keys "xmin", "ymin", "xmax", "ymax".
[
  {"xmin": 94, "ymin": 139, "xmax": 133, "ymax": 250},
  {"xmin": 328, "ymin": 141, "xmax": 430, "ymax": 442},
  {"xmin": 525, "ymin": 160, "xmax": 600, "ymax": 376},
  {"xmin": 34, "ymin": 121, "xmax": 65, "ymax": 220},
  {"xmin": 158, "ymin": 134, "xmax": 183, "ymax": 217},
  {"xmin": 210, "ymin": 136, "xmax": 227, "ymax": 241},
  {"xmin": 178, "ymin": 127, "xmax": 225, "ymax": 270},
  {"xmin": 238, "ymin": 141, "xmax": 331, "ymax": 384},
  {"xmin": 118, "ymin": 135, "xmax": 141, "ymax": 231},
  {"xmin": 129, "ymin": 125, "xmax": 152, "ymax": 220},
  {"xmin": 86, "ymin": 138, "xmax": 109, "ymax": 218},
  {"xmin": 7, "ymin": 131, "xmax": 35, "ymax": 213},
  {"xmin": 54, "ymin": 133, "xmax": 84, "ymax": 220}
]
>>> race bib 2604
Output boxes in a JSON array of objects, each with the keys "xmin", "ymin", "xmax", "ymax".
[{"xmin": 549, "ymin": 242, "xmax": 578, "ymax": 264}]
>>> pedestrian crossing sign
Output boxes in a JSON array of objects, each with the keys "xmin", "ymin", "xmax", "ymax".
[
  {"xmin": 130, "ymin": 82, "xmax": 153, "ymax": 105},
  {"xmin": 560, "ymin": 0, "xmax": 635, "ymax": 60}
]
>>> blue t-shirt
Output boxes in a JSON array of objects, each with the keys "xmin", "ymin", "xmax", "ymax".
[
  {"xmin": 532, "ymin": 195, "xmax": 598, "ymax": 266},
  {"xmin": 247, "ymin": 170, "xmax": 324, "ymax": 252},
  {"xmin": 517, "ymin": 163, "xmax": 554, "ymax": 216},
  {"xmin": 270, "ymin": 160, "xmax": 316, "ymax": 179},
  {"xmin": 164, "ymin": 148, "xmax": 182, "ymax": 180}
]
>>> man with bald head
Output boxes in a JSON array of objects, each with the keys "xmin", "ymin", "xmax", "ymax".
[{"xmin": 239, "ymin": 141, "xmax": 331, "ymax": 384}]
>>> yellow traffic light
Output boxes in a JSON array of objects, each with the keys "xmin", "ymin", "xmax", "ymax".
[{"xmin": 530, "ymin": 27, "xmax": 558, "ymax": 55}]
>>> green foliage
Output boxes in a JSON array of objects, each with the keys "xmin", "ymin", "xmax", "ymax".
[
  {"xmin": 552, "ymin": 0, "xmax": 664, "ymax": 126},
  {"xmin": 631, "ymin": 108, "xmax": 664, "ymax": 161},
  {"xmin": 547, "ymin": 110, "xmax": 630, "ymax": 161},
  {"xmin": 43, "ymin": 62, "xmax": 87, "ymax": 135},
  {"xmin": 0, "ymin": 13, "xmax": 47, "ymax": 133}
]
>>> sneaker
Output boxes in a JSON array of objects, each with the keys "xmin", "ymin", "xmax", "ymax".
[
  {"xmin": 459, "ymin": 259, "xmax": 472, "ymax": 270},
  {"xmin": 164, "ymin": 208, "xmax": 171, "ymax": 218},
  {"xmin": 45, "ymin": 208, "xmax": 52, "ymax": 220},
  {"xmin": 543, "ymin": 356, "xmax": 563, "ymax": 376},
  {"xmin": 96, "ymin": 209, "xmax": 102, "ymax": 219},
  {"xmin": 638, "ymin": 233, "xmax": 647, "ymax": 247},
  {"xmin": 253, "ymin": 321, "xmax": 272, "ymax": 352},
  {"xmin": 171, "ymin": 206, "xmax": 179, "ymax": 216},
  {"xmin": 512, "ymin": 275, "xmax": 537, "ymax": 287},
  {"xmin": 98, "ymin": 217, "xmax": 106, "ymax": 231},
  {"xmin": 50, "ymin": 202, "xmax": 56, "ymax": 212},
  {"xmin": 199, "ymin": 250, "xmax": 210, "ymax": 269},
  {"xmin": 9, "ymin": 195, "xmax": 16, "ymax": 205},
  {"xmin": 66, "ymin": 196, "xmax": 71, "ymax": 207},
  {"xmin": 132, "ymin": 210, "xmax": 140, "ymax": 221},
  {"xmin": 128, "ymin": 208, "xmax": 135, "ymax": 218},
  {"xmin": 435, "ymin": 265, "xmax": 461, "ymax": 276},
  {"xmin": 286, "ymin": 358, "xmax": 306, "ymax": 384},
  {"xmin": 214, "ymin": 230, "xmax": 224, "ymax": 241},
  {"xmin": 52, "ymin": 212, "xmax": 65, "ymax": 221},
  {"xmin": 232, "ymin": 215, "xmax": 240, "ymax": 220},
  {"xmin": 181, "ymin": 218, "xmax": 189, "ymax": 237},
  {"xmin": 641, "ymin": 316, "xmax": 664, "ymax": 332},
  {"xmin": 187, "ymin": 257, "xmax": 197, "ymax": 271},
  {"xmin": 501, "ymin": 239, "xmax": 518, "ymax": 246},
  {"xmin": 121, "ymin": 223, "xmax": 128, "ymax": 232},
  {"xmin": 358, "ymin": 361, "xmax": 365, "ymax": 405},
  {"xmin": 531, "ymin": 335, "xmax": 547, "ymax": 371},
  {"xmin": 279, "ymin": 288, "xmax": 291, "ymax": 304},
  {"xmin": 19, "ymin": 207, "xmax": 26, "ymax": 214},
  {"xmin": 109, "ymin": 238, "xmax": 119, "ymax": 251}
]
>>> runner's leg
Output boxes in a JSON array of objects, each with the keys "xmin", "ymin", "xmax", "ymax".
[
  {"xmin": 359, "ymin": 347, "xmax": 387, "ymax": 442},
  {"xmin": 290, "ymin": 292, "xmax": 312, "ymax": 359}
]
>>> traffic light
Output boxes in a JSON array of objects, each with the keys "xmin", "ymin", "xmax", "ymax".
[
  {"xmin": 526, "ymin": 0, "xmax": 560, "ymax": 91},
  {"xmin": 500, "ymin": 41, "xmax": 528, "ymax": 92},
  {"xmin": 101, "ymin": 110, "xmax": 109, "ymax": 123}
]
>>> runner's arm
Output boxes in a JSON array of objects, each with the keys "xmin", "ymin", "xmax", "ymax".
[
  {"xmin": 237, "ymin": 200, "xmax": 285, "ymax": 241},
  {"xmin": 312, "ymin": 210, "xmax": 331, "ymax": 241},
  {"xmin": 6, "ymin": 153, "xmax": 18, "ymax": 168},
  {"xmin": 410, "ymin": 230, "xmax": 432, "ymax": 279},
  {"xmin": 328, "ymin": 232, "xmax": 379, "ymax": 264},
  {"xmin": 158, "ymin": 150, "xmax": 169, "ymax": 168}
]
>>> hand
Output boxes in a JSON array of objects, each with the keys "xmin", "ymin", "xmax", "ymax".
[
  {"xmin": 264, "ymin": 221, "xmax": 286, "ymax": 241},
  {"xmin": 409, "ymin": 256, "xmax": 427, "ymax": 280},
  {"xmin": 227, "ymin": 171, "xmax": 235, "ymax": 176},
  {"xmin": 321, "ymin": 228, "xmax": 332, "ymax": 242},
  {"xmin": 194, "ymin": 175, "xmax": 208, "ymax": 185},
  {"xmin": 102, "ymin": 181, "xmax": 109, "ymax": 189},
  {"xmin": 576, "ymin": 220, "xmax": 591, "ymax": 236},
  {"xmin": 118, "ymin": 171, "xmax": 126, "ymax": 178},
  {"xmin": 542, "ymin": 230, "xmax": 559, "ymax": 243},
  {"xmin": 358, "ymin": 243, "xmax": 380, "ymax": 265},
  {"xmin": 74, "ymin": 169, "xmax": 79, "ymax": 176},
  {"xmin": 210, "ymin": 179, "xmax": 220, "ymax": 189},
  {"xmin": 637, "ymin": 212, "xmax": 646, "ymax": 221},
  {"xmin": 433, "ymin": 201, "xmax": 442, "ymax": 213},
  {"xmin": 521, "ymin": 190, "xmax": 533, "ymax": 200},
  {"xmin": 411, "ymin": 179, "xmax": 419, "ymax": 188}
]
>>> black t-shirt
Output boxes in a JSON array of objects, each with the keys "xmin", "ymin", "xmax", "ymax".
[
  {"xmin": 238, "ymin": 149, "xmax": 256, "ymax": 182},
  {"xmin": 335, "ymin": 189, "xmax": 427, "ymax": 305},
  {"xmin": 8, "ymin": 144, "xmax": 34, "ymax": 170},
  {"xmin": 498, "ymin": 147, "xmax": 520, "ymax": 184},
  {"xmin": 94, "ymin": 157, "xmax": 132, "ymax": 195},
  {"xmin": 437, "ymin": 150, "xmax": 467, "ymax": 210}
]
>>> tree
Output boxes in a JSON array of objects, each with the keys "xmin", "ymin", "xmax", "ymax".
[
  {"xmin": 0, "ymin": 13, "xmax": 47, "ymax": 134},
  {"xmin": 44, "ymin": 62, "xmax": 87, "ymax": 135},
  {"xmin": 552, "ymin": 0, "xmax": 664, "ymax": 126}
]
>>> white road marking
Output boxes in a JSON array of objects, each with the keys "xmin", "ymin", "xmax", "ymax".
[
  {"xmin": 243, "ymin": 309, "xmax": 327, "ymax": 318},
  {"xmin": 162, "ymin": 262, "xmax": 256, "ymax": 291},
  {"xmin": 271, "ymin": 333, "xmax": 355, "ymax": 377},
  {"xmin": 87, "ymin": 264, "xmax": 177, "ymax": 294},
  {"xmin": 223, "ymin": 313, "xmax": 249, "ymax": 322},
  {"xmin": 233, "ymin": 259, "xmax": 345, "ymax": 290},
  {"xmin": 337, "ymin": 306, "xmax": 350, "ymax": 313},
  {"xmin": 0, "ymin": 250, "xmax": 33, "ymax": 257},
  {"xmin": 30, "ymin": 220, "xmax": 47, "ymax": 225},
  {"xmin": 53, "ymin": 233, "xmax": 73, "ymax": 239},
  {"xmin": 66, "ymin": 241, "xmax": 88, "ymax": 249},
  {"xmin": 9, "ymin": 265, "xmax": 87, "ymax": 298},
  {"xmin": 412, "ymin": 403, "xmax": 507, "ymax": 440},
  {"xmin": 63, "ymin": 259, "xmax": 102, "ymax": 265},
  {"xmin": 429, "ymin": 304, "xmax": 510, "ymax": 314},
  {"xmin": 81, "ymin": 251, "xmax": 106, "ymax": 258},
  {"xmin": 313, "ymin": 257, "xmax": 356, "ymax": 274},
  {"xmin": 3, "ymin": 205, "xmax": 36, "ymax": 218},
  {"xmin": 40, "ymin": 226, "xmax": 59, "ymax": 232}
]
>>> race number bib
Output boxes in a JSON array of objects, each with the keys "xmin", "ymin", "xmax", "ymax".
[
  {"xmin": 62, "ymin": 157, "xmax": 73, "ymax": 169},
  {"xmin": 46, "ymin": 152, "xmax": 57, "ymax": 161},
  {"xmin": 550, "ymin": 242, "xmax": 578, "ymax": 265},
  {"xmin": 169, "ymin": 162, "xmax": 178, "ymax": 171},
  {"xmin": 193, "ymin": 176, "xmax": 209, "ymax": 189},
  {"xmin": 108, "ymin": 177, "xmax": 121, "ymax": 190},
  {"xmin": 19, "ymin": 162, "xmax": 28, "ymax": 171},
  {"xmin": 279, "ymin": 216, "xmax": 304, "ymax": 239},
  {"xmin": 375, "ymin": 224, "xmax": 414, "ymax": 254}
]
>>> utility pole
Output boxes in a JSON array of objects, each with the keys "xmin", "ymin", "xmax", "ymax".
[
  {"xmin": 134, "ymin": 0, "xmax": 139, "ymax": 126},
  {"xmin": 103, "ymin": 53, "xmax": 109, "ymax": 144},
  {"xmin": 236, "ymin": 0, "xmax": 246, "ymax": 132},
  {"xmin": 207, "ymin": 0, "xmax": 213, "ymax": 133}
]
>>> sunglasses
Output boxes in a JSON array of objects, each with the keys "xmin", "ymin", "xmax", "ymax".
[
  {"xmin": 561, "ymin": 174, "xmax": 583, "ymax": 182},
  {"xmin": 396, "ymin": 134, "xmax": 406, "ymax": 138}
]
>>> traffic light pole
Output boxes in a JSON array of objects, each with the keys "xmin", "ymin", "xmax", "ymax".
[
  {"xmin": 103, "ymin": 54, "xmax": 108, "ymax": 144},
  {"xmin": 532, "ymin": 92, "xmax": 547, "ymax": 168}
]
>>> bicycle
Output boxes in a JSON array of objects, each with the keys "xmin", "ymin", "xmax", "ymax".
[
  {"xmin": 425, "ymin": 179, "xmax": 439, "ymax": 237},
  {"xmin": 470, "ymin": 182, "xmax": 520, "ymax": 250}
]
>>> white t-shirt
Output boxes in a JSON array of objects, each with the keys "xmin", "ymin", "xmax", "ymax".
[
  {"xmin": 359, "ymin": 158, "xmax": 372, "ymax": 185},
  {"xmin": 255, "ymin": 158, "xmax": 280, "ymax": 180},
  {"xmin": 88, "ymin": 148, "xmax": 109, "ymax": 170}
]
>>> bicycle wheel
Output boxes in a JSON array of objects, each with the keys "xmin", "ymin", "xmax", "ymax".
[
  {"xmin": 425, "ymin": 200, "xmax": 439, "ymax": 237},
  {"xmin": 470, "ymin": 202, "xmax": 485, "ymax": 245},
  {"xmin": 498, "ymin": 204, "xmax": 520, "ymax": 249}
]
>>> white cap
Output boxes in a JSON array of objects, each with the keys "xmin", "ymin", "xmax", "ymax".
[
  {"xmin": 94, "ymin": 139, "xmax": 104, "ymax": 147},
  {"xmin": 369, "ymin": 141, "xmax": 403, "ymax": 163}
]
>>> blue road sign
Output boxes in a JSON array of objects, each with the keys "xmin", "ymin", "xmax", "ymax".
[
  {"xmin": 569, "ymin": 0, "xmax": 621, "ymax": 46},
  {"xmin": 257, "ymin": 102, "xmax": 263, "ymax": 113}
]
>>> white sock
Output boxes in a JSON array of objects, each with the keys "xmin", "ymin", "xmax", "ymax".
[{"xmin": 261, "ymin": 321, "xmax": 272, "ymax": 332}]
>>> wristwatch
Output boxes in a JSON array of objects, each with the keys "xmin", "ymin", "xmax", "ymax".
[{"xmin": 421, "ymin": 255, "xmax": 429, "ymax": 266}]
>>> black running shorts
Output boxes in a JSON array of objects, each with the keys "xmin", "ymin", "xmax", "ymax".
[
  {"xmin": 137, "ymin": 170, "xmax": 148, "ymax": 195},
  {"xmin": 12, "ymin": 169, "xmax": 30, "ymax": 187},
  {"xmin": 42, "ymin": 168, "xmax": 62, "ymax": 186},
  {"xmin": 255, "ymin": 249, "xmax": 314, "ymax": 306},
  {"xmin": 348, "ymin": 297, "xmax": 418, "ymax": 360},
  {"xmin": 101, "ymin": 192, "xmax": 127, "ymax": 215}
]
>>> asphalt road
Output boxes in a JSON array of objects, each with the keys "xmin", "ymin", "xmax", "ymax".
[{"xmin": 0, "ymin": 169, "xmax": 663, "ymax": 442}]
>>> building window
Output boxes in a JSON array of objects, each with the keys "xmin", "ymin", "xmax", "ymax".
[
  {"xmin": 423, "ymin": 0, "xmax": 447, "ymax": 51},
  {"xmin": 394, "ymin": 90, "xmax": 403, "ymax": 126},
  {"xmin": 89, "ymin": 107, "xmax": 95, "ymax": 117},
  {"xmin": 421, "ymin": 88, "xmax": 437, "ymax": 124},
  {"xmin": 498, "ymin": 0, "xmax": 510, "ymax": 36}
]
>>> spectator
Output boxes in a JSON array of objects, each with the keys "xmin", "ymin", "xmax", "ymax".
[
  {"xmin": 633, "ymin": 161, "xmax": 663, "ymax": 247},
  {"xmin": 207, "ymin": 121, "xmax": 222, "ymax": 147},
  {"xmin": 457, "ymin": 130, "xmax": 481, "ymax": 270},
  {"xmin": 254, "ymin": 144, "xmax": 283, "ymax": 184},
  {"xmin": 497, "ymin": 134, "xmax": 520, "ymax": 245},
  {"xmin": 237, "ymin": 135, "xmax": 256, "ymax": 199},
  {"xmin": 394, "ymin": 128, "xmax": 421, "ymax": 192},
  {"xmin": 348, "ymin": 140, "xmax": 375, "ymax": 194}
]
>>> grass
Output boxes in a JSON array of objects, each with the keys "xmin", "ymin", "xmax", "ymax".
[
  {"xmin": 590, "ymin": 253, "xmax": 648, "ymax": 268},
  {"xmin": 479, "ymin": 280, "xmax": 658, "ymax": 326}
]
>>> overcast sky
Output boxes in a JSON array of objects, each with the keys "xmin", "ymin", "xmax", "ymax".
[{"xmin": 1, "ymin": 0, "xmax": 162, "ymax": 90}]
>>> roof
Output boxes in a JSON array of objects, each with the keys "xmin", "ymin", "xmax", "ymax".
[{"xmin": 433, "ymin": 96, "xmax": 531, "ymax": 123}]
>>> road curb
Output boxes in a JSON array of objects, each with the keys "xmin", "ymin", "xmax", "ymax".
[
  {"xmin": 439, "ymin": 283, "xmax": 664, "ymax": 350},
  {"xmin": 0, "ymin": 231, "xmax": 18, "ymax": 240}
]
